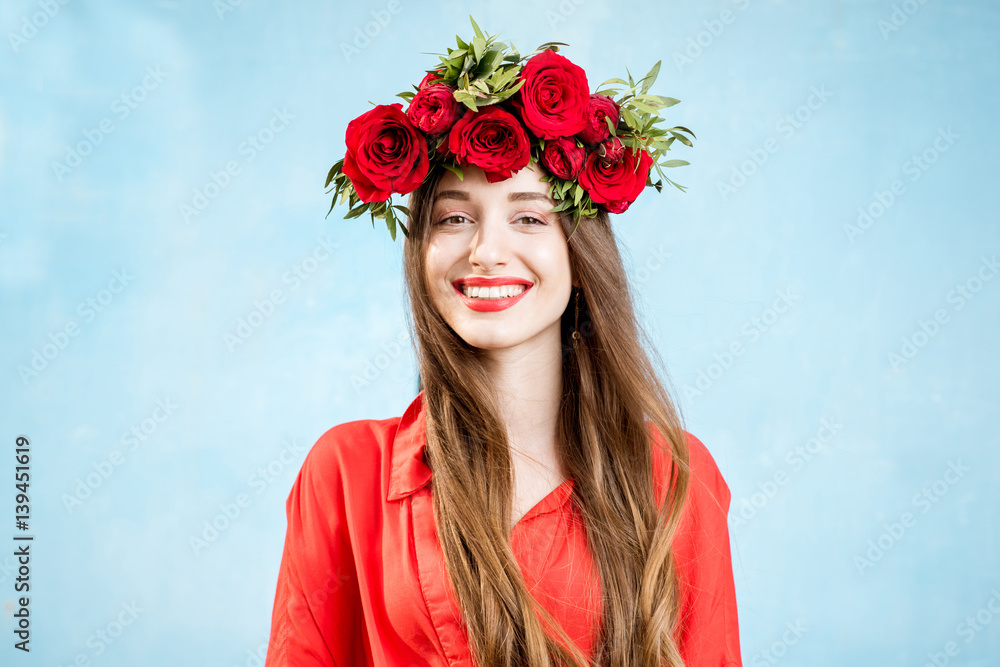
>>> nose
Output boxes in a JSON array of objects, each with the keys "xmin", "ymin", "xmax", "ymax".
[{"xmin": 468, "ymin": 217, "xmax": 508, "ymax": 271}]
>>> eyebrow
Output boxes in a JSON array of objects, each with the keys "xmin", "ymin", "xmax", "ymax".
[{"xmin": 434, "ymin": 190, "xmax": 554, "ymax": 204}]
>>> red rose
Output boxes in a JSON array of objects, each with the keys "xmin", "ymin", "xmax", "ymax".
[
  {"xmin": 418, "ymin": 70, "xmax": 444, "ymax": 89},
  {"xmin": 597, "ymin": 135, "xmax": 626, "ymax": 165},
  {"xmin": 577, "ymin": 94, "xmax": 620, "ymax": 145},
  {"xmin": 540, "ymin": 136, "xmax": 586, "ymax": 180},
  {"xmin": 406, "ymin": 84, "xmax": 462, "ymax": 135},
  {"xmin": 342, "ymin": 103, "xmax": 429, "ymax": 202},
  {"xmin": 513, "ymin": 49, "xmax": 589, "ymax": 140},
  {"xmin": 579, "ymin": 145, "xmax": 653, "ymax": 214},
  {"xmin": 447, "ymin": 105, "xmax": 531, "ymax": 183}
]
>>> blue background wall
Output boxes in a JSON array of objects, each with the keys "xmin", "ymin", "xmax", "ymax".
[{"xmin": 1, "ymin": 0, "xmax": 997, "ymax": 664}]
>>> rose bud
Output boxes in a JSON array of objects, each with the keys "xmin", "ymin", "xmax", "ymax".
[
  {"xmin": 597, "ymin": 136, "xmax": 626, "ymax": 165},
  {"xmin": 540, "ymin": 136, "xmax": 586, "ymax": 180},
  {"xmin": 407, "ymin": 84, "xmax": 463, "ymax": 136},
  {"xmin": 418, "ymin": 69, "xmax": 445, "ymax": 89},
  {"xmin": 577, "ymin": 94, "xmax": 620, "ymax": 146}
]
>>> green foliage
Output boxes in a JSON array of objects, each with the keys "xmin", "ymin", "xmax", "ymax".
[{"xmin": 326, "ymin": 15, "xmax": 696, "ymax": 241}]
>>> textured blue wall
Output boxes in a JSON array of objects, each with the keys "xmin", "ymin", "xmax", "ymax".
[{"xmin": 1, "ymin": 0, "xmax": 997, "ymax": 665}]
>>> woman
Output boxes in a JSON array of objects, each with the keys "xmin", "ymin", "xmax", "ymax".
[{"xmin": 265, "ymin": 19, "xmax": 741, "ymax": 667}]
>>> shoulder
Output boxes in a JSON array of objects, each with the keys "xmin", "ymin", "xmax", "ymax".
[
  {"xmin": 647, "ymin": 424, "xmax": 732, "ymax": 515},
  {"xmin": 682, "ymin": 431, "xmax": 732, "ymax": 514},
  {"xmin": 305, "ymin": 415, "xmax": 401, "ymax": 470},
  {"xmin": 292, "ymin": 414, "xmax": 403, "ymax": 500}
]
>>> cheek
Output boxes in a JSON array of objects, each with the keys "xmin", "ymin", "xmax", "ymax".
[{"xmin": 534, "ymin": 244, "xmax": 573, "ymax": 282}]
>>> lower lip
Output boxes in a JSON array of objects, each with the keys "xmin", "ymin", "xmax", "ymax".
[{"xmin": 454, "ymin": 284, "xmax": 531, "ymax": 312}]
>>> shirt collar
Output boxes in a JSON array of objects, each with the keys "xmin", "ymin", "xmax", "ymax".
[{"xmin": 387, "ymin": 390, "xmax": 433, "ymax": 501}]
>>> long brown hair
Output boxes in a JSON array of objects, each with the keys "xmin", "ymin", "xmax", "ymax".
[{"xmin": 402, "ymin": 162, "xmax": 693, "ymax": 667}]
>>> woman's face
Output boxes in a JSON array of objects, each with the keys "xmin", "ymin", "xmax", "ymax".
[{"xmin": 425, "ymin": 161, "xmax": 575, "ymax": 354}]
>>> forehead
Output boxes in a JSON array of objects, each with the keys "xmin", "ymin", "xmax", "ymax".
[{"xmin": 433, "ymin": 163, "xmax": 552, "ymax": 205}]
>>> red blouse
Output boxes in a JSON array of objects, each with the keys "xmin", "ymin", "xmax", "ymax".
[{"xmin": 264, "ymin": 391, "xmax": 742, "ymax": 666}]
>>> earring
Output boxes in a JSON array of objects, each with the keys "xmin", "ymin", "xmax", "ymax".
[{"xmin": 572, "ymin": 288, "xmax": 581, "ymax": 345}]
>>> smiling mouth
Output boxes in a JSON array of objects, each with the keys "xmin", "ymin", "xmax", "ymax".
[
  {"xmin": 460, "ymin": 284, "xmax": 527, "ymax": 300},
  {"xmin": 452, "ymin": 282, "xmax": 532, "ymax": 312}
]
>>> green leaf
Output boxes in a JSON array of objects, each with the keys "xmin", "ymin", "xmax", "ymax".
[
  {"xmin": 459, "ymin": 55, "xmax": 476, "ymax": 80},
  {"xmin": 325, "ymin": 160, "xmax": 343, "ymax": 188},
  {"xmin": 670, "ymin": 131, "xmax": 693, "ymax": 147},
  {"xmin": 344, "ymin": 204, "xmax": 369, "ymax": 219},
  {"xmin": 494, "ymin": 77, "xmax": 526, "ymax": 100},
  {"xmin": 660, "ymin": 159, "xmax": 689, "ymax": 168},
  {"xmin": 628, "ymin": 99, "xmax": 659, "ymax": 115},
  {"xmin": 645, "ymin": 95, "xmax": 680, "ymax": 109},
  {"xmin": 551, "ymin": 197, "xmax": 572, "ymax": 212},
  {"xmin": 469, "ymin": 14, "xmax": 486, "ymax": 42},
  {"xmin": 599, "ymin": 77, "xmax": 630, "ymax": 88},
  {"xmin": 442, "ymin": 162, "xmax": 464, "ymax": 181},
  {"xmin": 393, "ymin": 204, "xmax": 411, "ymax": 217},
  {"xmin": 475, "ymin": 48, "xmax": 503, "ymax": 79},
  {"xmin": 672, "ymin": 125, "xmax": 697, "ymax": 139},
  {"xmin": 385, "ymin": 206, "xmax": 397, "ymax": 241},
  {"xmin": 639, "ymin": 60, "xmax": 661, "ymax": 94},
  {"xmin": 620, "ymin": 107, "xmax": 638, "ymax": 129},
  {"xmin": 533, "ymin": 41, "xmax": 569, "ymax": 51},
  {"xmin": 605, "ymin": 114, "xmax": 617, "ymax": 136},
  {"xmin": 491, "ymin": 64, "xmax": 519, "ymax": 90},
  {"xmin": 471, "ymin": 34, "xmax": 485, "ymax": 61}
]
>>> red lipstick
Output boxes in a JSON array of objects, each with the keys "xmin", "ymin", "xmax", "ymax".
[{"xmin": 452, "ymin": 276, "xmax": 533, "ymax": 313}]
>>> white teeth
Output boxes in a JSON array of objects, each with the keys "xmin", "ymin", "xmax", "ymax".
[{"xmin": 462, "ymin": 284, "xmax": 526, "ymax": 299}]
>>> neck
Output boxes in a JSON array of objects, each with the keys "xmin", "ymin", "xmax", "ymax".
[{"xmin": 480, "ymin": 327, "xmax": 565, "ymax": 476}]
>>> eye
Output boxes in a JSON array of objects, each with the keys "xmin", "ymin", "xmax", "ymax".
[
  {"xmin": 516, "ymin": 216, "xmax": 547, "ymax": 226},
  {"xmin": 435, "ymin": 215, "xmax": 470, "ymax": 226}
]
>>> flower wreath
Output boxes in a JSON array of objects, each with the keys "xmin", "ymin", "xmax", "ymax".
[{"xmin": 325, "ymin": 15, "xmax": 695, "ymax": 241}]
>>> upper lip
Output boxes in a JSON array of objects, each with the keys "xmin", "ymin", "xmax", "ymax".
[{"xmin": 453, "ymin": 276, "xmax": 533, "ymax": 288}]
